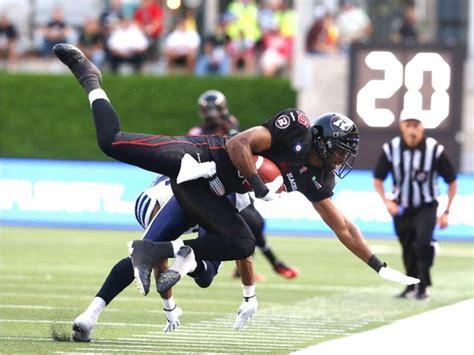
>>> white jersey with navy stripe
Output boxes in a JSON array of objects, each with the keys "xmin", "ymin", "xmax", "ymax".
[{"xmin": 135, "ymin": 175, "xmax": 252, "ymax": 230}]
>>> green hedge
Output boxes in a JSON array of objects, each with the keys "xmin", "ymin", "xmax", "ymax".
[{"xmin": 0, "ymin": 73, "xmax": 295, "ymax": 160}]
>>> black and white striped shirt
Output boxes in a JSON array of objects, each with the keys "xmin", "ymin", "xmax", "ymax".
[{"xmin": 374, "ymin": 136, "xmax": 456, "ymax": 210}]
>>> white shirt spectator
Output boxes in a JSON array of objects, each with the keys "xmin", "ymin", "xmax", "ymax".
[
  {"xmin": 164, "ymin": 28, "xmax": 200, "ymax": 56},
  {"xmin": 336, "ymin": 7, "xmax": 371, "ymax": 42},
  {"xmin": 107, "ymin": 22, "xmax": 148, "ymax": 55}
]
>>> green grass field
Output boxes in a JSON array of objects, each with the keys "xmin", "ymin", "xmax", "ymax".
[{"xmin": 0, "ymin": 226, "xmax": 473, "ymax": 354}]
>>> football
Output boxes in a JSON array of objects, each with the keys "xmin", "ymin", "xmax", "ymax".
[{"xmin": 253, "ymin": 155, "xmax": 285, "ymax": 193}]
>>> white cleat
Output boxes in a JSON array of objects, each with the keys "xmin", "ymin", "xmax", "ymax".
[{"xmin": 72, "ymin": 314, "xmax": 95, "ymax": 342}]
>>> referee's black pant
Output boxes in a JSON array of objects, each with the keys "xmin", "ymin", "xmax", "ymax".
[
  {"xmin": 90, "ymin": 99, "xmax": 255, "ymax": 261},
  {"xmin": 394, "ymin": 204, "xmax": 437, "ymax": 290}
]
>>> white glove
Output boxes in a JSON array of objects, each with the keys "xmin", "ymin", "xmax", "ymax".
[
  {"xmin": 233, "ymin": 296, "xmax": 258, "ymax": 330},
  {"xmin": 177, "ymin": 154, "xmax": 217, "ymax": 184},
  {"xmin": 163, "ymin": 306, "xmax": 183, "ymax": 333},
  {"xmin": 378, "ymin": 265, "xmax": 420, "ymax": 285}
]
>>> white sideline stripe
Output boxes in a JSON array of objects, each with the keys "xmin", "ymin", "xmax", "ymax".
[{"xmin": 292, "ymin": 298, "xmax": 474, "ymax": 355}]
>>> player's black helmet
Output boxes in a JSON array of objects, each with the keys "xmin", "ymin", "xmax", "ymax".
[
  {"xmin": 311, "ymin": 113, "xmax": 359, "ymax": 179},
  {"xmin": 198, "ymin": 90, "xmax": 229, "ymax": 120}
]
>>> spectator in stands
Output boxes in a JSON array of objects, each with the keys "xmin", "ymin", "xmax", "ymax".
[
  {"xmin": 100, "ymin": 0, "xmax": 124, "ymax": 36},
  {"xmin": 259, "ymin": 21, "xmax": 290, "ymax": 76},
  {"xmin": 392, "ymin": 3, "xmax": 418, "ymax": 44},
  {"xmin": 163, "ymin": 16, "xmax": 200, "ymax": 74},
  {"xmin": 107, "ymin": 16, "xmax": 148, "ymax": 74},
  {"xmin": 257, "ymin": 0, "xmax": 280, "ymax": 35},
  {"xmin": 227, "ymin": 29, "xmax": 255, "ymax": 75},
  {"xmin": 226, "ymin": 0, "xmax": 261, "ymax": 46},
  {"xmin": 0, "ymin": 14, "xmax": 18, "ymax": 71},
  {"xmin": 306, "ymin": 7, "xmax": 339, "ymax": 55},
  {"xmin": 134, "ymin": 0, "xmax": 164, "ymax": 59},
  {"xmin": 41, "ymin": 8, "xmax": 72, "ymax": 57},
  {"xmin": 78, "ymin": 18, "xmax": 105, "ymax": 68},
  {"xmin": 195, "ymin": 36, "xmax": 230, "ymax": 76},
  {"xmin": 336, "ymin": 0, "xmax": 372, "ymax": 53}
]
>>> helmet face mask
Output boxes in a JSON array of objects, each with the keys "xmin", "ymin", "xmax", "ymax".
[{"xmin": 311, "ymin": 113, "xmax": 359, "ymax": 179}]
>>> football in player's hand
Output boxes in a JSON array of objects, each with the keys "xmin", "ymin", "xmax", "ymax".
[{"xmin": 253, "ymin": 155, "xmax": 285, "ymax": 193}]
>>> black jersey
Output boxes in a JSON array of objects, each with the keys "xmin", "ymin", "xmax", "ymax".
[{"xmin": 261, "ymin": 108, "xmax": 336, "ymax": 202}]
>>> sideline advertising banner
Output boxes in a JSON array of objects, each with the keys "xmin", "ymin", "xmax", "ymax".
[{"xmin": 1, "ymin": 158, "xmax": 472, "ymax": 241}]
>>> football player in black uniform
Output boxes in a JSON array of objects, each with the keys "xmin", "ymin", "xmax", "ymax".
[
  {"xmin": 191, "ymin": 90, "xmax": 299, "ymax": 280},
  {"xmin": 53, "ymin": 44, "xmax": 419, "ymax": 302}
]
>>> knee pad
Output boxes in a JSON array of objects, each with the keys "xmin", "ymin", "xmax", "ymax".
[{"xmin": 193, "ymin": 261, "xmax": 221, "ymax": 288}]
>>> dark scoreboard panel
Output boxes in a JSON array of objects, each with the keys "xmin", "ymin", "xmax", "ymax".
[{"xmin": 348, "ymin": 43, "xmax": 465, "ymax": 170}]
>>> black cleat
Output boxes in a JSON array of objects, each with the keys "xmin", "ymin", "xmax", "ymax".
[
  {"xmin": 156, "ymin": 270, "xmax": 181, "ymax": 295},
  {"xmin": 52, "ymin": 43, "xmax": 102, "ymax": 92},
  {"xmin": 128, "ymin": 240, "xmax": 165, "ymax": 296}
]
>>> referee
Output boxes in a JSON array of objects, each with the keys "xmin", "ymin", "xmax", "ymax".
[{"xmin": 373, "ymin": 114, "xmax": 457, "ymax": 300}]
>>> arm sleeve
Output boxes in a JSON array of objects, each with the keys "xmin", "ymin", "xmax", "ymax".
[
  {"xmin": 373, "ymin": 149, "xmax": 391, "ymax": 180},
  {"xmin": 437, "ymin": 151, "xmax": 457, "ymax": 183}
]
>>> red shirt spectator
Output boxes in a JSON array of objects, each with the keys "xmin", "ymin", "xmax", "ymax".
[{"xmin": 134, "ymin": 0, "xmax": 164, "ymax": 39}]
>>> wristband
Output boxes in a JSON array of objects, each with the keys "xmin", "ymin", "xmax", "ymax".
[
  {"xmin": 247, "ymin": 174, "xmax": 269, "ymax": 198},
  {"xmin": 443, "ymin": 210, "xmax": 449, "ymax": 215},
  {"xmin": 368, "ymin": 255, "xmax": 386, "ymax": 272}
]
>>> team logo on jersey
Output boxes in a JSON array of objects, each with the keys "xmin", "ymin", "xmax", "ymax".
[
  {"xmin": 275, "ymin": 115, "xmax": 290, "ymax": 129},
  {"xmin": 299, "ymin": 166, "xmax": 308, "ymax": 174},
  {"xmin": 297, "ymin": 113, "xmax": 310, "ymax": 128}
]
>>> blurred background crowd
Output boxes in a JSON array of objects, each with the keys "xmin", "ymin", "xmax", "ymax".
[{"xmin": 1, "ymin": 0, "xmax": 467, "ymax": 77}]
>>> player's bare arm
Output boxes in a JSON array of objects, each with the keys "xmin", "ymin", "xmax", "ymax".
[
  {"xmin": 226, "ymin": 127, "xmax": 274, "ymax": 198},
  {"xmin": 226, "ymin": 126, "xmax": 272, "ymax": 177},
  {"xmin": 312, "ymin": 198, "xmax": 373, "ymax": 263},
  {"xmin": 312, "ymin": 198, "xmax": 419, "ymax": 286}
]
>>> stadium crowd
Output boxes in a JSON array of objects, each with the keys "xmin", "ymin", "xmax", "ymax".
[{"xmin": 1, "ymin": 0, "xmax": 421, "ymax": 76}]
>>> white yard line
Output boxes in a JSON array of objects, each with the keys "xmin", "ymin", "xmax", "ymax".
[{"xmin": 292, "ymin": 298, "xmax": 474, "ymax": 355}]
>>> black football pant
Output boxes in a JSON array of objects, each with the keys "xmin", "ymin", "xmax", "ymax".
[
  {"xmin": 394, "ymin": 205, "xmax": 437, "ymax": 290},
  {"xmin": 91, "ymin": 99, "xmax": 255, "ymax": 261}
]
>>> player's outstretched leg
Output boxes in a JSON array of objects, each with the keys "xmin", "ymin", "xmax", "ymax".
[
  {"xmin": 52, "ymin": 43, "xmax": 102, "ymax": 93},
  {"xmin": 156, "ymin": 246, "xmax": 197, "ymax": 295},
  {"xmin": 128, "ymin": 240, "xmax": 174, "ymax": 296}
]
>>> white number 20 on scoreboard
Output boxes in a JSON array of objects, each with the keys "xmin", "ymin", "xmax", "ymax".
[{"xmin": 356, "ymin": 51, "xmax": 451, "ymax": 129}]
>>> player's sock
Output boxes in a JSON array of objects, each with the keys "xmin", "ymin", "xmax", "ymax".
[
  {"xmin": 169, "ymin": 246, "xmax": 197, "ymax": 277},
  {"xmin": 88, "ymin": 89, "xmax": 109, "ymax": 107},
  {"xmin": 171, "ymin": 240, "xmax": 185, "ymax": 257},
  {"xmin": 161, "ymin": 295, "xmax": 176, "ymax": 311},
  {"xmin": 96, "ymin": 257, "xmax": 134, "ymax": 305}
]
